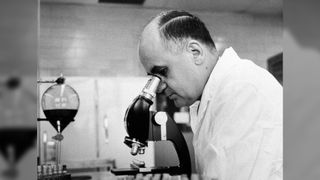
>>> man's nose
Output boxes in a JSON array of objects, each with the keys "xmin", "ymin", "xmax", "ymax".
[{"xmin": 156, "ymin": 81, "xmax": 167, "ymax": 93}]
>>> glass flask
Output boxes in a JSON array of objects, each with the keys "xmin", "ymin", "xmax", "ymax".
[{"xmin": 41, "ymin": 81, "xmax": 79, "ymax": 133}]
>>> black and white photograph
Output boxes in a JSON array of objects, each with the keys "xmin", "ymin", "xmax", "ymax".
[
  {"xmin": 34, "ymin": 0, "xmax": 283, "ymax": 179},
  {"xmin": 9, "ymin": 0, "xmax": 320, "ymax": 180}
]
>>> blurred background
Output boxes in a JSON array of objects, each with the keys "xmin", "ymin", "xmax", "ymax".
[
  {"xmin": 0, "ymin": 0, "xmax": 286, "ymax": 179},
  {"xmin": 284, "ymin": 1, "xmax": 320, "ymax": 179},
  {"xmin": 0, "ymin": 0, "xmax": 37, "ymax": 180}
]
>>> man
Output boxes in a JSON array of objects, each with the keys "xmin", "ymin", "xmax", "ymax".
[{"xmin": 139, "ymin": 10, "xmax": 282, "ymax": 180}]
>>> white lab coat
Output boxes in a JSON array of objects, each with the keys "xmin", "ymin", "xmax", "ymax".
[{"xmin": 189, "ymin": 47, "xmax": 283, "ymax": 180}]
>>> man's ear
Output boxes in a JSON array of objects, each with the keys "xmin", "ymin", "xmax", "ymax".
[{"xmin": 186, "ymin": 40, "xmax": 204, "ymax": 65}]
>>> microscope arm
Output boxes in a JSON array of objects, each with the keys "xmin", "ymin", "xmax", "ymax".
[{"xmin": 150, "ymin": 112, "xmax": 191, "ymax": 176}]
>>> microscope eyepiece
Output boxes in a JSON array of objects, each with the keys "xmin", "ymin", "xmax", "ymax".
[{"xmin": 140, "ymin": 76, "xmax": 161, "ymax": 101}]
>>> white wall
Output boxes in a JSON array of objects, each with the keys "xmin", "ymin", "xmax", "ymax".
[{"xmin": 39, "ymin": 3, "xmax": 282, "ymax": 77}]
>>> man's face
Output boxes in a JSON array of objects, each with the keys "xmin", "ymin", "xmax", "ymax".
[{"xmin": 139, "ymin": 39, "xmax": 200, "ymax": 108}]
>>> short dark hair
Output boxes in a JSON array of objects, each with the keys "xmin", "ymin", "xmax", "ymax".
[{"xmin": 156, "ymin": 10, "xmax": 216, "ymax": 50}]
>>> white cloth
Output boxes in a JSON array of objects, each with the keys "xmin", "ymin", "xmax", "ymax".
[{"xmin": 189, "ymin": 47, "xmax": 283, "ymax": 180}]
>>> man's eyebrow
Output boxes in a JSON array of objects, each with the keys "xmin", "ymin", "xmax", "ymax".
[{"xmin": 148, "ymin": 66, "xmax": 167, "ymax": 75}]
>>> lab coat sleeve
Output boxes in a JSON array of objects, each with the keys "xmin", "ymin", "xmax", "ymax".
[{"xmin": 206, "ymin": 82, "xmax": 282, "ymax": 180}]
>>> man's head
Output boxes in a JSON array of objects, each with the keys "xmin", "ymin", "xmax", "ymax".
[{"xmin": 139, "ymin": 10, "xmax": 218, "ymax": 107}]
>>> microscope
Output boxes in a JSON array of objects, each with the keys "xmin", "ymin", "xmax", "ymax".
[{"xmin": 111, "ymin": 76, "xmax": 191, "ymax": 177}]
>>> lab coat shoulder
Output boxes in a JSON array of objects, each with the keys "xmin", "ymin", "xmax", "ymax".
[
  {"xmin": 207, "ymin": 79, "xmax": 265, "ymax": 146},
  {"xmin": 203, "ymin": 70, "xmax": 282, "ymax": 180}
]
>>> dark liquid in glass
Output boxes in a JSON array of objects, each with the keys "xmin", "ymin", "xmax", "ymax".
[
  {"xmin": 43, "ymin": 109, "xmax": 77, "ymax": 133},
  {"xmin": 43, "ymin": 109, "xmax": 77, "ymax": 119}
]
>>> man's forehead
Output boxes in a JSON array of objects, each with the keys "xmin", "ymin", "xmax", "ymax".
[
  {"xmin": 140, "ymin": 54, "xmax": 165, "ymax": 71},
  {"xmin": 139, "ymin": 49, "xmax": 168, "ymax": 75}
]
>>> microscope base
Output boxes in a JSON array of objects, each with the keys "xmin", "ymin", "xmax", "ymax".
[{"xmin": 111, "ymin": 166, "xmax": 186, "ymax": 176}]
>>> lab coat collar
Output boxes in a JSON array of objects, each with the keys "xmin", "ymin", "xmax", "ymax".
[{"xmin": 189, "ymin": 47, "xmax": 241, "ymax": 131}]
